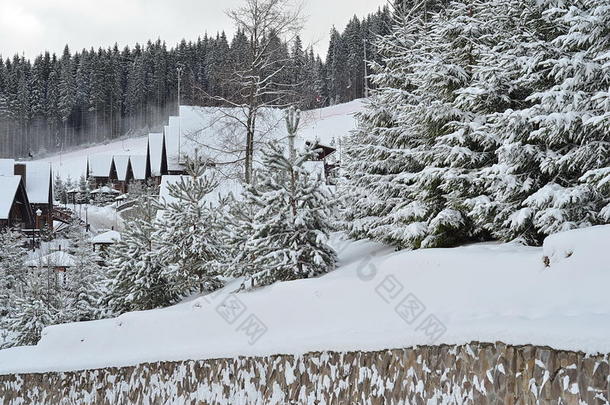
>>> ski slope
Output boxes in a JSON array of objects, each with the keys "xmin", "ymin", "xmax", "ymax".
[
  {"xmin": 1, "ymin": 225, "xmax": 609, "ymax": 374},
  {"xmin": 35, "ymin": 100, "xmax": 364, "ymax": 180}
]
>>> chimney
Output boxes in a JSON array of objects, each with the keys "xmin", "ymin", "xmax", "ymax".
[{"xmin": 14, "ymin": 163, "xmax": 27, "ymax": 188}]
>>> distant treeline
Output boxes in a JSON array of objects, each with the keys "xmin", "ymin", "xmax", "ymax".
[{"xmin": 0, "ymin": 6, "xmax": 391, "ymax": 159}]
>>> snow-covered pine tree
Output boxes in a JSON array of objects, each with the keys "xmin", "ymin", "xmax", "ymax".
[
  {"xmin": 239, "ymin": 143, "xmax": 336, "ymax": 288},
  {"xmin": 400, "ymin": 0, "xmax": 507, "ymax": 248},
  {"xmin": 0, "ymin": 230, "xmax": 27, "ymax": 331},
  {"xmin": 342, "ymin": 1, "xmax": 450, "ymax": 249},
  {"xmin": 54, "ymin": 174, "xmax": 66, "ymax": 204},
  {"xmin": 77, "ymin": 174, "xmax": 90, "ymax": 204},
  {"xmin": 522, "ymin": 0, "xmax": 610, "ymax": 236},
  {"xmin": 465, "ymin": 0, "xmax": 565, "ymax": 243},
  {"xmin": 5, "ymin": 272, "xmax": 56, "ymax": 347},
  {"xmin": 473, "ymin": 0, "xmax": 610, "ymax": 242},
  {"xmin": 103, "ymin": 186, "xmax": 170, "ymax": 314},
  {"xmin": 156, "ymin": 155, "xmax": 224, "ymax": 297},
  {"xmin": 221, "ymin": 193, "xmax": 258, "ymax": 280},
  {"xmin": 65, "ymin": 225, "xmax": 104, "ymax": 322}
]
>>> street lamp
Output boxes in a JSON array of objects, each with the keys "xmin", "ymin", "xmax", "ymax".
[{"xmin": 32, "ymin": 209, "xmax": 42, "ymax": 251}]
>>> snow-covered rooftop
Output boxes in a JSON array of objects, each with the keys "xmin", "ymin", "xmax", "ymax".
[
  {"xmin": 0, "ymin": 176, "xmax": 22, "ymax": 220},
  {"xmin": 148, "ymin": 133, "xmax": 164, "ymax": 177},
  {"xmin": 129, "ymin": 155, "xmax": 147, "ymax": 180},
  {"xmin": 20, "ymin": 162, "xmax": 52, "ymax": 204},
  {"xmin": 112, "ymin": 156, "xmax": 131, "ymax": 182},
  {"xmin": 24, "ymin": 250, "xmax": 76, "ymax": 268},
  {"xmin": 91, "ymin": 230, "xmax": 121, "ymax": 245},
  {"xmin": 91, "ymin": 186, "xmax": 120, "ymax": 195},
  {"xmin": 0, "ymin": 159, "xmax": 15, "ymax": 176},
  {"xmin": 88, "ymin": 155, "xmax": 114, "ymax": 178},
  {"xmin": 302, "ymin": 161, "xmax": 326, "ymax": 181}
]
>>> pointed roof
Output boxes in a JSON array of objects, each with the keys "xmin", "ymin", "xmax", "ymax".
[
  {"xmin": 129, "ymin": 155, "xmax": 148, "ymax": 180},
  {"xmin": 20, "ymin": 162, "xmax": 53, "ymax": 204},
  {"xmin": 165, "ymin": 116, "xmax": 182, "ymax": 172},
  {"xmin": 0, "ymin": 159, "xmax": 15, "ymax": 176},
  {"xmin": 91, "ymin": 230, "xmax": 121, "ymax": 245},
  {"xmin": 113, "ymin": 155, "xmax": 132, "ymax": 182},
  {"xmin": 148, "ymin": 133, "xmax": 165, "ymax": 177},
  {"xmin": 88, "ymin": 155, "xmax": 114, "ymax": 178},
  {"xmin": 0, "ymin": 176, "xmax": 23, "ymax": 220}
]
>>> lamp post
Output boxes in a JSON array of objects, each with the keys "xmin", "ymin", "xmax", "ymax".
[
  {"xmin": 32, "ymin": 209, "xmax": 42, "ymax": 251},
  {"xmin": 177, "ymin": 65, "xmax": 183, "ymax": 160}
]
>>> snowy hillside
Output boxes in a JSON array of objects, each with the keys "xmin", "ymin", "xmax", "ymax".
[
  {"xmin": 34, "ymin": 100, "xmax": 364, "ymax": 180},
  {"xmin": 1, "ymin": 225, "xmax": 609, "ymax": 375}
]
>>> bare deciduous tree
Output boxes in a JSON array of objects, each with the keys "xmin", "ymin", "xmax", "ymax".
[{"xmin": 197, "ymin": 0, "xmax": 305, "ymax": 184}]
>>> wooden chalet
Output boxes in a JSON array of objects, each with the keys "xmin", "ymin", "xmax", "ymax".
[
  {"xmin": 165, "ymin": 116, "xmax": 188, "ymax": 175},
  {"xmin": 86, "ymin": 155, "xmax": 116, "ymax": 189},
  {"xmin": 91, "ymin": 229, "xmax": 121, "ymax": 252},
  {"xmin": 305, "ymin": 141, "xmax": 338, "ymax": 184},
  {"xmin": 14, "ymin": 162, "xmax": 54, "ymax": 230},
  {"xmin": 129, "ymin": 155, "xmax": 151, "ymax": 183},
  {"xmin": 148, "ymin": 132, "xmax": 168, "ymax": 184},
  {"xmin": 112, "ymin": 155, "xmax": 134, "ymax": 193},
  {"xmin": 0, "ymin": 175, "xmax": 35, "ymax": 229},
  {"xmin": 25, "ymin": 249, "xmax": 76, "ymax": 272}
]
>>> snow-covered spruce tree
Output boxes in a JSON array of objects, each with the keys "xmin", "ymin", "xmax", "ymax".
[
  {"xmin": 341, "ymin": 7, "xmax": 433, "ymax": 249},
  {"xmin": 103, "ymin": 186, "xmax": 170, "ymax": 314},
  {"xmin": 54, "ymin": 174, "xmax": 67, "ymax": 204},
  {"xmin": 343, "ymin": 0, "xmax": 503, "ymax": 249},
  {"xmin": 65, "ymin": 225, "xmax": 104, "ymax": 321},
  {"xmin": 0, "ymin": 230, "xmax": 27, "ymax": 333},
  {"xmin": 474, "ymin": 0, "xmax": 610, "ymax": 242},
  {"xmin": 221, "ymin": 193, "xmax": 258, "ymax": 280},
  {"xmin": 77, "ymin": 174, "xmax": 91, "ymax": 204},
  {"xmin": 238, "ymin": 143, "xmax": 336, "ymax": 288},
  {"xmin": 156, "ymin": 155, "xmax": 224, "ymax": 297},
  {"xmin": 462, "ymin": 1, "xmax": 565, "ymax": 243},
  {"xmin": 5, "ymin": 272, "xmax": 56, "ymax": 347}
]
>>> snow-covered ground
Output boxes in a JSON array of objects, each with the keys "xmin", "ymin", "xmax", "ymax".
[
  {"xmin": 1, "ymin": 225, "xmax": 609, "ymax": 375},
  {"xmin": 37, "ymin": 100, "xmax": 364, "ymax": 180}
]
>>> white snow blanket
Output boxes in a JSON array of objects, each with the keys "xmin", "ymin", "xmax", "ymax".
[{"xmin": 0, "ymin": 226, "xmax": 609, "ymax": 374}]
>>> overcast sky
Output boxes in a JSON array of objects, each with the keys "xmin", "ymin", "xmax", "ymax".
[{"xmin": 0, "ymin": 0, "xmax": 387, "ymax": 60}]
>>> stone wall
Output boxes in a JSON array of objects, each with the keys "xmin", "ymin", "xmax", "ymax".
[{"xmin": 1, "ymin": 342, "xmax": 609, "ymax": 404}]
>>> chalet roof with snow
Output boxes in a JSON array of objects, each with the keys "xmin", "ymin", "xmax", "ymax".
[
  {"xmin": 25, "ymin": 250, "xmax": 76, "ymax": 268},
  {"xmin": 17, "ymin": 162, "xmax": 53, "ymax": 205},
  {"xmin": 148, "ymin": 133, "xmax": 165, "ymax": 177},
  {"xmin": 129, "ymin": 155, "xmax": 148, "ymax": 180},
  {"xmin": 302, "ymin": 161, "xmax": 326, "ymax": 181},
  {"xmin": 0, "ymin": 159, "xmax": 15, "ymax": 176},
  {"xmin": 90, "ymin": 186, "xmax": 120, "ymax": 195},
  {"xmin": 91, "ymin": 230, "xmax": 121, "ymax": 245},
  {"xmin": 0, "ymin": 176, "xmax": 23, "ymax": 220},
  {"xmin": 87, "ymin": 155, "xmax": 114, "ymax": 178},
  {"xmin": 165, "ymin": 116, "xmax": 183, "ymax": 172},
  {"xmin": 112, "ymin": 155, "xmax": 132, "ymax": 182}
]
